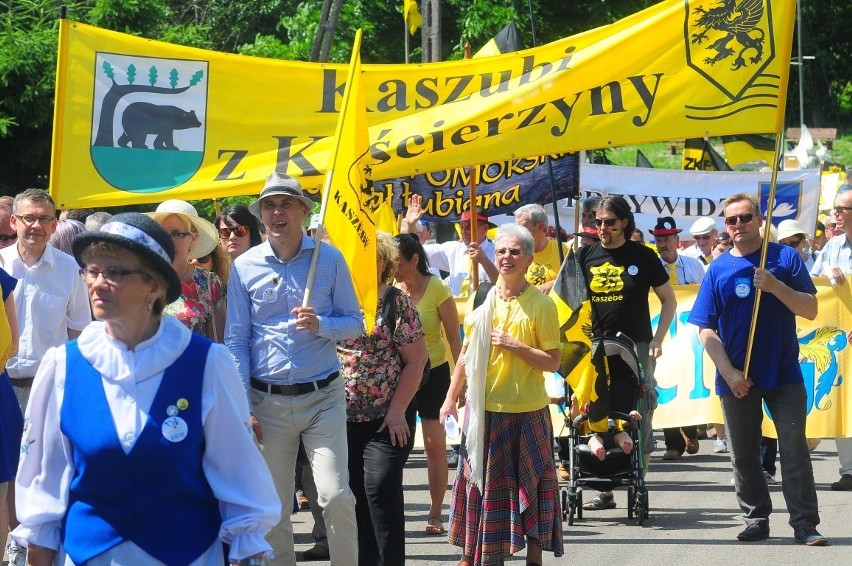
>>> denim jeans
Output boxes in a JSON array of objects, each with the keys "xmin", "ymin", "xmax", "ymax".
[
  {"xmin": 721, "ymin": 382, "xmax": 820, "ymax": 529},
  {"xmin": 347, "ymin": 406, "xmax": 416, "ymax": 566}
]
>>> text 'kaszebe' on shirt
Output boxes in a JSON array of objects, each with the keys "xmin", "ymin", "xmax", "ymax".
[{"xmin": 578, "ymin": 240, "xmax": 669, "ymax": 344}]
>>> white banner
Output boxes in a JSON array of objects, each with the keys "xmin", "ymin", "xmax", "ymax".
[{"xmin": 549, "ymin": 165, "xmax": 821, "ymax": 237}]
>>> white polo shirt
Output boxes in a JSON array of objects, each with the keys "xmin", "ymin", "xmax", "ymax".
[{"xmin": 1, "ymin": 244, "xmax": 91, "ymax": 378}]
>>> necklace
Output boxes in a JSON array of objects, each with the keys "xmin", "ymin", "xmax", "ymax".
[{"xmin": 497, "ymin": 281, "xmax": 529, "ymax": 301}]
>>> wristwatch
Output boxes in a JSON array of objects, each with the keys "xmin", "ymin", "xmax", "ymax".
[{"xmin": 238, "ymin": 558, "xmax": 264, "ymax": 566}]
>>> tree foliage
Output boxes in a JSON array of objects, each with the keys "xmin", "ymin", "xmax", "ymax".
[{"xmin": 0, "ymin": 0, "xmax": 849, "ymax": 196}]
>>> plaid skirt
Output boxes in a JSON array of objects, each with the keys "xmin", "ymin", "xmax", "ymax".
[{"xmin": 448, "ymin": 407, "xmax": 564, "ymax": 565}]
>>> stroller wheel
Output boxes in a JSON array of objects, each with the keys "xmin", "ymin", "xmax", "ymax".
[
  {"xmin": 576, "ymin": 489, "xmax": 583, "ymax": 520},
  {"xmin": 561, "ymin": 487, "xmax": 568, "ymax": 521},
  {"xmin": 636, "ymin": 486, "xmax": 649, "ymax": 525},
  {"xmin": 627, "ymin": 486, "xmax": 635, "ymax": 519}
]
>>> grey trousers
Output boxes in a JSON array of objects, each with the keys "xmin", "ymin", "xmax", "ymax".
[{"xmin": 721, "ymin": 382, "xmax": 820, "ymax": 529}]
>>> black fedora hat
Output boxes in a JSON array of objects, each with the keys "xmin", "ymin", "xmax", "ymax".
[
  {"xmin": 72, "ymin": 212, "xmax": 182, "ymax": 303},
  {"xmin": 648, "ymin": 216, "xmax": 682, "ymax": 237}
]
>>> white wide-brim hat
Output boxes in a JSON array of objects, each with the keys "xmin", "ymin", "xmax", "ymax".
[
  {"xmin": 146, "ymin": 199, "xmax": 219, "ymax": 260},
  {"xmin": 777, "ymin": 219, "xmax": 810, "ymax": 242}
]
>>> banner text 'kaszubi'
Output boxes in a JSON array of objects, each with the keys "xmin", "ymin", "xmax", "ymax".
[{"xmin": 51, "ymin": 0, "xmax": 795, "ymax": 208}]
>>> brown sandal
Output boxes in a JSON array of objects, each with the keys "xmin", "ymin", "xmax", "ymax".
[{"xmin": 425, "ymin": 516, "xmax": 446, "ymax": 535}]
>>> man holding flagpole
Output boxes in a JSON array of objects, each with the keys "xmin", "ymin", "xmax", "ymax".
[
  {"xmin": 226, "ymin": 172, "xmax": 363, "ymax": 565},
  {"xmin": 688, "ymin": 192, "xmax": 827, "ymax": 546}
]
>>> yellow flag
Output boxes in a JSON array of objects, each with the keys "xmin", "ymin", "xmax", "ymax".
[
  {"xmin": 319, "ymin": 29, "xmax": 377, "ymax": 329},
  {"xmin": 375, "ymin": 195, "xmax": 399, "ymax": 236},
  {"xmin": 49, "ymin": 0, "xmax": 796, "ymax": 208},
  {"xmin": 403, "ymin": 0, "xmax": 422, "ymax": 35}
]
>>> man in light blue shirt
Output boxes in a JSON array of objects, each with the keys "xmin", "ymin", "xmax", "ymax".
[
  {"xmin": 226, "ymin": 172, "xmax": 363, "ymax": 566},
  {"xmin": 810, "ymin": 189, "xmax": 852, "ymax": 492}
]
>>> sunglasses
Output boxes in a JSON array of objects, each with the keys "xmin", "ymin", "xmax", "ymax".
[
  {"xmin": 218, "ymin": 225, "xmax": 249, "ymax": 238},
  {"xmin": 714, "ymin": 233, "xmax": 731, "ymax": 243},
  {"xmin": 594, "ymin": 218, "xmax": 619, "ymax": 228},
  {"xmin": 833, "ymin": 206, "xmax": 852, "ymax": 214},
  {"xmin": 195, "ymin": 253, "xmax": 212, "ymax": 264},
  {"xmin": 495, "ymin": 247, "xmax": 522, "ymax": 256},
  {"xmin": 724, "ymin": 213, "xmax": 754, "ymax": 226}
]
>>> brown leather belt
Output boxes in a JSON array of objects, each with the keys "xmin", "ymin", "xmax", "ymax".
[
  {"xmin": 250, "ymin": 372, "xmax": 339, "ymax": 396},
  {"xmin": 11, "ymin": 376, "xmax": 35, "ymax": 388}
]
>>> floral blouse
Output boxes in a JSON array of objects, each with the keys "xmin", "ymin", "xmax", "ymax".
[
  {"xmin": 164, "ymin": 267, "xmax": 224, "ymax": 339},
  {"xmin": 339, "ymin": 288, "xmax": 424, "ymax": 423}
]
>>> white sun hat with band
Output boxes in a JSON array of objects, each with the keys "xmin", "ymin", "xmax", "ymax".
[{"xmin": 146, "ymin": 199, "xmax": 219, "ymax": 261}]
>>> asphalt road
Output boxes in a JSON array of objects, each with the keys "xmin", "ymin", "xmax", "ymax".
[
  {"xmin": 292, "ymin": 434, "xmax": 849, "ymax": 566},
  {"xmin": 5, "ymin": 435, "xmax": 849, "ymax": 565}
]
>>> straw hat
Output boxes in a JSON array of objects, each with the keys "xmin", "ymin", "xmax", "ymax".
[{"xmin": 146, "ymin": 200, "xmax": 219, "ymax": 260}]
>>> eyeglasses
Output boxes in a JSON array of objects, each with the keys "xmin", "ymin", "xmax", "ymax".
[
  {"xmin": 833, "ymin": 206, "xmax": 852, "ymax": 214},
  {"xmin": 694, "ymin": 234, "xmax": 713, "ymax": 240},
  {"xmin": 594, "ymin": 218, "xmax": 619, "ymax": 228},
  {"xmin": 724, "ymin": 213, "xmax": 754, "ymax": 226},
  {"xmin": 495, "ymin": 247, "xmax": 522, "ymax": 256},
  {"xmin": 0, "ymin": 234, "xmax": 16, "ymax": 242},
  {"xmin": 169, "ymin": 231, "xmax": 192, "ymax": 240},
  {"xmin": 14, "ymin": 214, "xmax": 54, "ymax": 226},
  {"xmin": 80, "ymin": 267, "xmax": 143, "ymax": 285},
  {"xmin": 218, "ymin": 225, "xmax": 248, "ymax": 238}
]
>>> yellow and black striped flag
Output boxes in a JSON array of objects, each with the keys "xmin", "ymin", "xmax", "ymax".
[{"xmin": 722, "ymin": 134, "xmax": 776, "ymax": 167}]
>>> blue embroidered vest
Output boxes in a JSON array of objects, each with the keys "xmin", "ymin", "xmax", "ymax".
[{"xmin": 60, "ymin": 335, "xmax": 221, "ymax": 565}]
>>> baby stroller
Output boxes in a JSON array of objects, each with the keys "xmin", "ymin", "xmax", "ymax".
[{"xmin": 560, "ymin": 334, "xmax": 649, "ymax": 526}]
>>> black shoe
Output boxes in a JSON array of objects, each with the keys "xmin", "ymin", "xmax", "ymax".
[
  {"xmin": 830, "ymin": 474, "xmax": 852, "ymax": 491},
  {"xmin": 793, "ymin": 526, "xmax": 829, "ymax": 546},
  {"xmin": 737, "ymin": 521, "xmax": 770, "ymax": 542},
  {"xmin": 303, "ymin": 544, "xmax": 330, "ymax": 560}
]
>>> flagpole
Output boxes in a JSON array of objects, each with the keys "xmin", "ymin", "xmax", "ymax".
[
  {"xmin": 469, "ymin": 164, "xmax": 479, "ymax": 290},
  {"xmin": 404, "ymin": 15, "xmax": 410, "ymax": 64},
  {"xmin": 740, "ymin": 0, "xmax": 798, "ymax": 381},
  {"xmin": 741, "ymin": 132, "xmax": 784, "ymax": 381},
  {"xmin": 461, "ymin": 40, "xmax": 481, "ymax": 290}
]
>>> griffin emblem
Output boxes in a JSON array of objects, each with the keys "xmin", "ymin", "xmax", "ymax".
[{"xmin": 691, "ymin": 0, "xmax": 766, "ymax": 70}]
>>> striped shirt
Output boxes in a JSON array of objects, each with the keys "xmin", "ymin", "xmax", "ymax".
[
  {"xmin": 225, "ymin": 235, "xmax": 363, "ymax": 388},
  {"xmin": 810, "ymin": 234, "xmax": 852, "ymax": 276}
]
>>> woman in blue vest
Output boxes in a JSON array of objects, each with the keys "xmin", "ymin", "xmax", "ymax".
[{"xmin": 11, "ymin": 213, "xmax": 280, "ymax": 566}]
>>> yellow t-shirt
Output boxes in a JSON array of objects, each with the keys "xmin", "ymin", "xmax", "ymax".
[
  {"xmin": 464, "ymin": 285, "xmax": 560, "ymax": 413},
  {"xmin": 526, "ymin": 238, "xmax": 568, "ymax": 287},
  {"xmin": 412, "ymin": 276, "xmax": 452, "ymax": 367}
]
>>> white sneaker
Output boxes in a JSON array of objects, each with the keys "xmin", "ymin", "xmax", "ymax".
[
  {"xmin": 713, "ymin": 438, "xmax": 729, "ymax": 453},
  {"xmin": 763, "ymin": 471, "xmax": 778, "ymax": 484},
  {"xmin": 6, "ymin": 542, "xmax": 27, "ymax": 566}
]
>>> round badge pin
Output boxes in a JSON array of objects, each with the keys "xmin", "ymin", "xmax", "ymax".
[
  {"xmin": 162, "ymin": 416, "xmax": 189, "ymax": 443},
  {"xmin": 176, "ymin": 398, "xmax": 189, "ymax": 411},
  {"xmin": 166, "ymin": 405, "xmax": 179, "ymax": 417},
  {"xmin": 628, "ymin": 265, "xmax": 639, "ymax": 276}
]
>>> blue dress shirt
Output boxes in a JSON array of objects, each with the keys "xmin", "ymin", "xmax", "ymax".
[{"xmin": 226, "ymin": 235, "xmax": 364, "ymax": 389}]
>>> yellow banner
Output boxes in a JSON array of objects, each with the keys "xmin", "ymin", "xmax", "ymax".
[
  {"xmin": 652, "ymin": 280, "xmax": 852, "ymax": 438},
  {"xmin": 318, "ymin": 30, "xmax": 376, "ymax": 329},
  {"xmin": 51, "ymin": 0, "xmax": 795, "ymax": 208}
]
